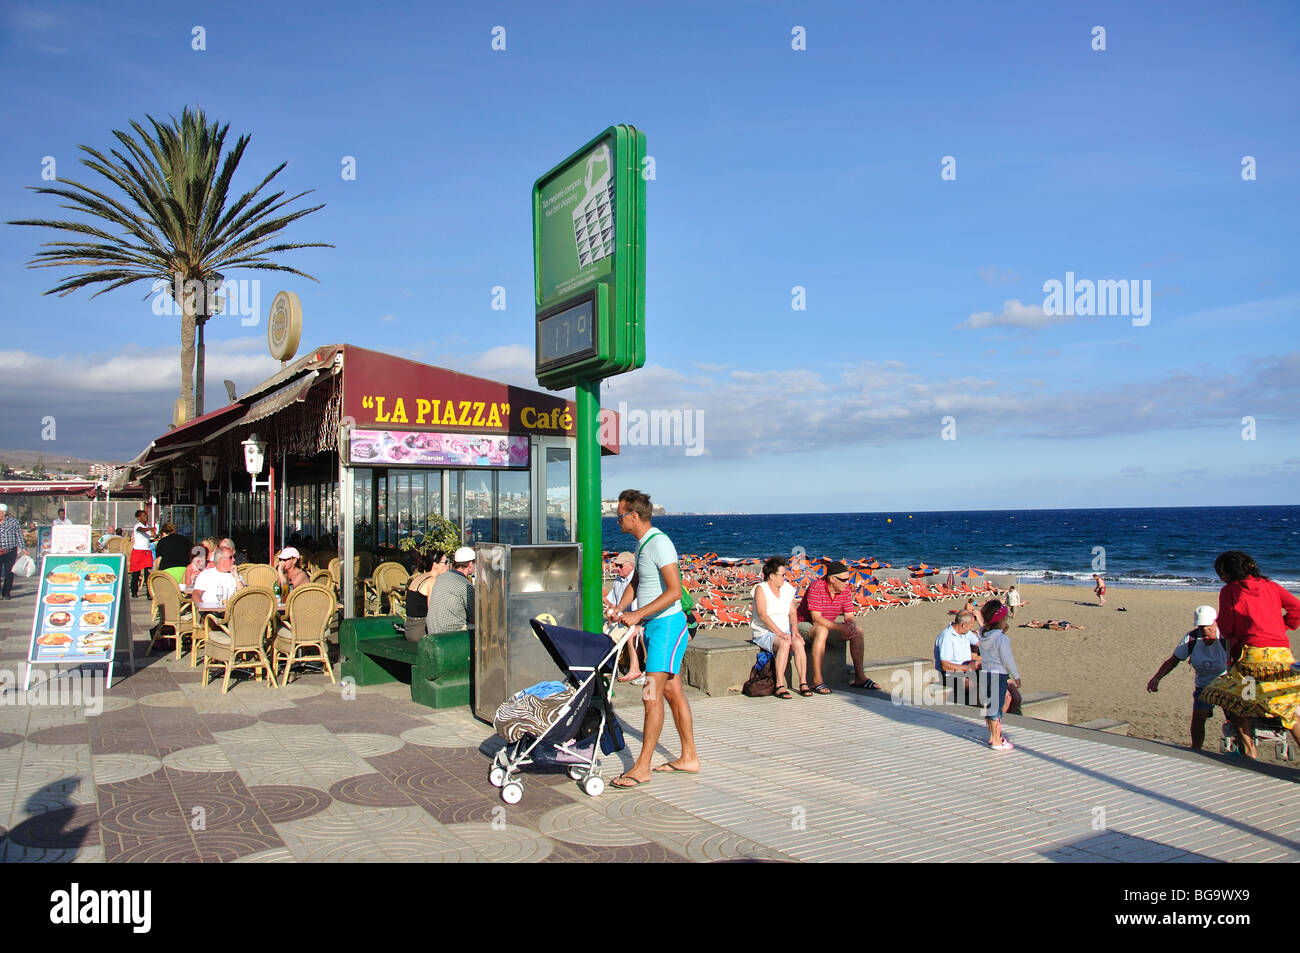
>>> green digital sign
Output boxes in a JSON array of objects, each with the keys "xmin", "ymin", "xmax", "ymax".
[{"xmin": 533, "ymin": 125, "xmax": 645, "ymax": 389}]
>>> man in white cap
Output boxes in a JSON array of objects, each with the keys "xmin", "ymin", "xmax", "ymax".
[
  {"xmin": 1146, "ymin": 605, "xmax": 1228, "ymax": 750},
  {"xmin": 0, "ymin": 503, "xmax": 23, "ymax": 599},
  {"xmin": 604, "ymin": 552, "xmax": 644, "ymax": 683},
  {"xmin": 426, "ymin": 545, "xmax": 475, "ymax": 634},
  {"xmin": 276, "ymin": 546, "xmax": 309, "ymax": 594}
]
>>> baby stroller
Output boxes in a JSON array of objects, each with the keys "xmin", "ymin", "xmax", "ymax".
[{"xmin": 488, "ymin": 619, "xmax": 635, "ymax": 804}]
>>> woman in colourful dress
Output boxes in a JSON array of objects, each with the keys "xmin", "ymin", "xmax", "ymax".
[{"xmin": 1199, "ymin": 551, "xmax": 1300, "ymax": 759}]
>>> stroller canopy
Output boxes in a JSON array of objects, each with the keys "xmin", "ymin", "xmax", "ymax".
[{"xmin": 530, "ymin": 619, "xmax": 618, "ymax": 681}]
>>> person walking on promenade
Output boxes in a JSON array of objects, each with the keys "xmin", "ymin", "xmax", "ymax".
[
  {"xmin": 609, "ymin": 489, "xmax": 699, "ymax": 787},
  {"xmin": 0, "ymin": 504, "xmax": 24, "ymax": 599},
  {"xmin": 1199, "ymin": 551, "xmax": 1300, "ymax": 760},
  {"xmin": 129, "ymin": 509, "xmax": 156, "ymax": 598},
  {"xmin": 978, "ymin": 604, "xmax": 1021, "ymax": 750},
  {"xmin": 1146, "ymin": 605, "xmax": 1228, "ymax": 750}
]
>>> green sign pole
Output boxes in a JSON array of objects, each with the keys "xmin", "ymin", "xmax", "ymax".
[
  {"xmin": 533, "ymin": 125, "xmax": 646, "ymax": 634},
  {"xmin": 575, "ymin": 379, "xmax": 603, "ymax": 633}
]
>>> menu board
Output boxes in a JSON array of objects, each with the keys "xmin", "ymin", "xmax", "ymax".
[
  {"xmin": 27, "ymin": 554, "xmax": 127, "ymax": 665},
  {"xmin": 51, "ymin": 523, "xmax": 93, "ymax": 555}
]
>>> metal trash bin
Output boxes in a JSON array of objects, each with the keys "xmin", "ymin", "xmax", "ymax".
[{"xmin": 472, "ymin": 543, "xmax": 582, "ymax": 722}]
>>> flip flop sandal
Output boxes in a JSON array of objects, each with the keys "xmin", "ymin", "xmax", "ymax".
[
  {"xmin": 812, "ymin": 683, "xmax": 832, "ymax": 695},
  {"xmin": 850, "ymin": 679, "xmax": 883, "ymax": 690},
  {"xmin": 797, "ymin": 684, "xmax": 814, "ymax": 697},
  {"xmin": 774, "ymin": 686, "xmax": 793, "ymax": 699},
  {"xmin": 609, "ymin": 774, "xmax": 651, "ymax": 791}
]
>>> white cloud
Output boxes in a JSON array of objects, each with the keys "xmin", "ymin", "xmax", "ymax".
[{"xmin": 960, "ymin": 299, "xmax": 1066, "ymax": 330}]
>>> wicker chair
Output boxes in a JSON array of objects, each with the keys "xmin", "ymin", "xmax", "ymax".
[
  {"xmin": 272, "ymin": 584, "xmax": 337, "ymax": 686},
  {"xmin": 103, "ymin": 537, "xmax": 130, "ymax": 556},
  {"xmin": 147, "ymin": 571, "xmax": 194, "ymax": 660},
  {"xmin": 309, "ymin": 569, "xmax": 332, "ymax": 587},
  {"xmin": 201, "ymin": 588, "xmax": 278, "ymax": 693},
  {"xmin": 364, "ymin": 561, "xmax": 409, "ymax": 617},
  {"xmin": 242, "ymin": 563, "xmax": 278, "ymax": 591}
]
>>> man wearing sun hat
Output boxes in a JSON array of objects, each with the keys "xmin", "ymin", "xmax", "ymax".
[
  {"xmin": 426, "ymin": 545, "xmax": 476, "ymax": 633},
  {"xmin": 1146, "ymin": 605, "xmax": 1229, "ymax": 750},
  {"xmin": 276, "ymin": 546, "xmax": 310, "ymax": 594},
  {"xmin": 796, "ymin": 560, "xmax": 872, "ymax": 693}
]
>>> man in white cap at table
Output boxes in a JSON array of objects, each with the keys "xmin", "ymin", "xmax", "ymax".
[
  {"xmin": 1146, "ymin": 605, "xmax": 1229, "ymax": 750},
  {"xmin": 426, "ymin": 546, "xmax": 476, "ymax": 634},
  {"xmin": 276, "ymin": 546, "xmax": 309, "ymax": 594}
]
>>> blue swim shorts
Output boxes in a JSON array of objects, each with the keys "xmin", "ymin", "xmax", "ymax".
[{"xmin": 644, "ymin": 612, "xmax": 690, "ymax": 675}]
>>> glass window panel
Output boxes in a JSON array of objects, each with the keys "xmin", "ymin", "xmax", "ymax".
[
  {"xmin": 545, "ymin": 447, "xmax": 572, "ymax": 542},
  {"xmin": 447, "ymin": 470, "xmax": 463, "ymax": 541},
  {"xmin": 462, "ymin": 470, "xmax": 492, "ymax": 545},
  {"xmin": 497, "ymin": 469, "xmax": 531, "ymax": 545}
]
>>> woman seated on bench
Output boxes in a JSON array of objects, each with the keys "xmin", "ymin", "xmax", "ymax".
[{"xmin": 403, "ymin": 550, "xmax": 448, "ymax": 643}]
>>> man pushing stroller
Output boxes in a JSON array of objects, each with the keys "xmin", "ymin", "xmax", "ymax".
[{"xmin": 606, "ymin": 489, "xmax": 700, "ymax": 788}]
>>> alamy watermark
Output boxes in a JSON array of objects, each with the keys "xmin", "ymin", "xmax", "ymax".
[
  {"xmin": 150, "ymin": 277, "xmax": 261, "ymax": 327},
  {"xmin": 0, "ymin": 669, "xmax": 103, "ymax": 716},
  {"xmin": 599, "ymin": 403, "xmax": 705, "ymax": 457},
  {"xmin": 1042, "ymin": 271, "xmax": 1151, "ymax": 327}
]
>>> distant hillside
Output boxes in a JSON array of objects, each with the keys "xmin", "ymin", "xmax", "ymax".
[{"xmin": 0, "ymin": 449, "xmax": 127, "ymax": 478}]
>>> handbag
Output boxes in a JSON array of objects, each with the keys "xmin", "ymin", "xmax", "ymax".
[
  {"xmin": 13, "ymin": 553, "xmax": 35, "ymax": 578},
  {"xmin": 742, "ymin": 650, "xmax": 776, "ymax": 697}
]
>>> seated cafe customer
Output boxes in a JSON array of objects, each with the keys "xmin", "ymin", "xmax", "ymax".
[
  {"xmin": 192, "ymin": 552, "xmax": 244, "ymax": 612},
  {"xmin": 183, "ymin": 546, "xmax": 208, "ymax": 589},
  {"xmin": 154, "ymin": 523, "xmax": 193, "ymax": 572},
  {"xmin": 426, "ymin": 546, "xmax": 476, "ymax": 634},
  {"xmin": 276, "ymin": 546, "xmax": 309, "ymax": 593}
]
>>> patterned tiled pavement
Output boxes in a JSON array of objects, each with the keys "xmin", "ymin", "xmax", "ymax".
[{"xmin": 1, "ymin": 583, "xmax": 1298, "ymax": 862}]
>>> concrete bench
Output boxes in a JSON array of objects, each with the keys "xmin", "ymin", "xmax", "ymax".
[
  {"xmin": 1018, "ymin": 691, "xmax": 1069, "ymax": 724},
  {"xmin": 682, "ymin": 633, "xmax": 849, "ymax": 696},
  {"xmin": 339, "ymin": 617, "xmax": 471, "ymax": 709},
  {"xmin": 1074, "ymin": 717, "xmax": 1130, "ymax": 736}
]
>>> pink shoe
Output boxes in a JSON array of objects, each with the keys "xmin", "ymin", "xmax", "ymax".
[{"xmin": 990, "ymin": 740, "xmax": 1015, "ymax": 751}]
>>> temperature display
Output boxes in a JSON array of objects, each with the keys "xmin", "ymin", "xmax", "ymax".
[{"xmin": 537, "ymin": 297, "xmax": 597, "ymax": 371}]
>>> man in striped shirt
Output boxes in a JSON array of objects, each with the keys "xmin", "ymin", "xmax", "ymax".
[
  {"xmin": 0, "ymin": 503, "xmax": 25, "ymax": 599},
  {"xmin": 796, "ymin": 561, "xmax": 874, "ymax": 693}
]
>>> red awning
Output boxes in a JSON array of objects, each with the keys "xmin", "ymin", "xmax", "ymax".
[
  {"xmin": 0, "ymin": 481, "xmax": 100, "ymax": 496},
  {"xmin": 152, "ymin": 400, "xmax": 248, "ymax": 450}
]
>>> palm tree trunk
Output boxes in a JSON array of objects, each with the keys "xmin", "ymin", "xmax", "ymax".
[
  {"xmin": 196, "ymin": 315, "xmax": 206, "ymax": 418},
  {"xmin": 179, "ymin": 274, "xmax": 196, "ymax": 422}
]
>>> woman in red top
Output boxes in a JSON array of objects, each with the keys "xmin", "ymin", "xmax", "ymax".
[{"xmin": 1199, "ymin": 550, "xmax": 1300, "ymax": 759}]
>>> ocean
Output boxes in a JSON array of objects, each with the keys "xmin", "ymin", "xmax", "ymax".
[{"xmin": 602, "ymin": 505, "xmax": 1300, "ymax": 590}]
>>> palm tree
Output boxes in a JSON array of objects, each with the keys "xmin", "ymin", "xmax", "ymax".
[{"xmin": 9, "ymin": 107, "xmax": 330, "ymax": 419}]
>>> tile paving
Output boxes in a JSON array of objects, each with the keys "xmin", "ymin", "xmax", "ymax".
[{"xmin": 0, "ymin": 583, "xmax": 1298, "ymax": 862}]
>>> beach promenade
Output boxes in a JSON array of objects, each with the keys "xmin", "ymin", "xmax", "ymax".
[{"xmin": 1, "ymin": 585, "xmax": 1297, "ymax": 863}]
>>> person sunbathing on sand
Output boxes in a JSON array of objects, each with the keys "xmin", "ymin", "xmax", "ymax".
[{"xmin": 1022, "ymin": 619, "xmax": 1084, "ymax": 631}]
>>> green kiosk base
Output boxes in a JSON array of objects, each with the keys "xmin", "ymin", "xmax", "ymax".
[{"xmin": 338, "ymin": 617, "xmax": 471, "ymax": 709}]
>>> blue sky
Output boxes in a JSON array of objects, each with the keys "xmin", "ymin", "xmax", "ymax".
[{"xmin": 1, "ymin": 0, "xmax": 1297, "ymax": 512}]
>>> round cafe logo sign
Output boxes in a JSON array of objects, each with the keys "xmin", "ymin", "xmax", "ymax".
[{"xmin": 267, "ymin": 291, "xmax": 302, "ymax": 361}]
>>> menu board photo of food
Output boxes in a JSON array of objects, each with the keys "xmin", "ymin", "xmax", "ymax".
[{"xmin": 28, "ymin": 554, "xmax": 127, "ymax": 664}]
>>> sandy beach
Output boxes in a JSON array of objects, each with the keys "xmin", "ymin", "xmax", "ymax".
[{"xmin": 698, "ymin": 582, "xmax": 1300, "ymax": 768}]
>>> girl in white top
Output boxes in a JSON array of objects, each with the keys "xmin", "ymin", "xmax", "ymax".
[
  {"xmin": 978, "ymin": 603, "xmax": 1022, "ymax": 750},
  {"xmin": 751, "ymin": 556, "xmax": 808, "ymax": 699}
]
